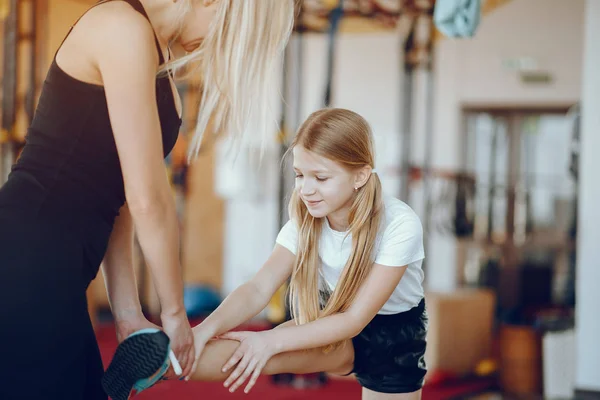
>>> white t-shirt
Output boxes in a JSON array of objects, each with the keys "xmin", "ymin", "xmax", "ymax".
[{"xmin": 276, "ymin": 195, "xmax": 425, "ymax": 315}]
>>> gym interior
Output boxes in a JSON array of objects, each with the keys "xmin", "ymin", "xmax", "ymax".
[{"xmin": 1, "ymin": 0, "xmax": 599, "ymax": 399}]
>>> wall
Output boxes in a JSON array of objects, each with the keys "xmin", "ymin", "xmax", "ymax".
[
  {"xmin": 575, "ymin": 0, "xmax": 600, "ymax": 391},
  {"xmin": 428, "ymin": 0, "xmax": 585, "ymax": 291}
]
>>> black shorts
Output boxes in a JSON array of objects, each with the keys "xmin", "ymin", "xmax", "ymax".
[{"xmin": 350, "ymin": 299, "xmax": 428, "ymax": 394}]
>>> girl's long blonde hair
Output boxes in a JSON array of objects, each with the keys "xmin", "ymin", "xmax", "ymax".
[
  {"xmin": 287, "ymin": 108, "xmax": 384, "ymax": 351},
  {"xmin": 162, "ymin": 0, "xmax": 295, "ymax": 161}
]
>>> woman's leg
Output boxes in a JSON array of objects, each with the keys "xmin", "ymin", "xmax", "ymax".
[
  {"xmin": 0, "ymin": 222, "xmax": 107, "ymax": 399},
  {"xmin": 191, "ymin": 320, "xmax": 354, "ymax": 381},
  {"xmin": 362, "ymin": 388, "xmax": 422, "ymax": 400}
]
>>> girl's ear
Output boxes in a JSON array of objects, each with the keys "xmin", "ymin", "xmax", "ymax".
[{"xmin": 353, "ymin": 165, "xmax": 372, "ymax": 190}]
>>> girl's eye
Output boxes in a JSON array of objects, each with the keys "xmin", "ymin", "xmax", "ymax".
[
  {"xmin": 316, "ymin": 177, "xmax": 328, "ymax": 182},
  {"xmin": 295, "ymin": 174, "xmax": 303, "ymax": 178}
]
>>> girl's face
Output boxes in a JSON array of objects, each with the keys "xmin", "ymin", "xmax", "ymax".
[{"xmin": 293, "ymin": 146, "xmax": 364, "ymax": 228}]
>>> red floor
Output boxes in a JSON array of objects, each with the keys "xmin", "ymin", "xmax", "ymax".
[{"xmin": 95, "ymin": 321, "xmax": 495, "ymax": 400}]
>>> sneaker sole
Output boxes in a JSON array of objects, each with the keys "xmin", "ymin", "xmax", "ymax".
[{"xmin": 101, "ymin": 330, "xmax": 170, "ymax": 400}]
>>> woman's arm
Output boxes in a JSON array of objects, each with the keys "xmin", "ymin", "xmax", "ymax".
[
  {"xmin": 97, "ymin": 5, "xmax": 183, "ymax": 322},
  {"xmin": 90, "ymin": 6, "xmax": 192, "ymax": 375},
  {"xmin": 101, "ymin": 203, "xmax": 141, "ymax": 326},
  {"xmin": 195, "ymin": 244, "xmax": 296, "ymax": 341},
  {"xmin": 101, "ymin": 203, "xmax": 164, "ymax": 342}
]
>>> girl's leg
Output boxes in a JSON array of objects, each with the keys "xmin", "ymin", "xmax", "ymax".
[
  {"xmin": 362, "ymin": 387, "xmax": 422, "ymax": 400},
  {"xmin": 191, "ymin": 322, "xmax": 354, "ymax": 381}
]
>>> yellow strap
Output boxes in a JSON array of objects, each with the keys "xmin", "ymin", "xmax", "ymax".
[
  {"xmin": 0, "ymin": 129, "xmax": 9, "ymax": 144},
  {"xmin": 0, "ymin": 0, "xmax": 9, "ymax": 21},
  {"xmin": 266, "ymin": 283, "xmax": 288, "ymax": 324}
]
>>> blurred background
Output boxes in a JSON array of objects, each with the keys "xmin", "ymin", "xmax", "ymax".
[{"xmin": 1, "ymin": 0, "xmax": 599, "ymax": 399}]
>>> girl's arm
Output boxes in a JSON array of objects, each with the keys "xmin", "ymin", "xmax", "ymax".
[
  {"xmin": 219, "ymin": 262, "xmax": 408, "ymax": 393},
  {"xmin": 194, "ymin": 244, "xmax": 296, "ymax": 341},
  {"xmin": 266, "ymin": 263, "xmax": 408, "ymax": 353},
  {"xmin": 225, "ymin": 263, "xmax": 408, "ymax": 357}
]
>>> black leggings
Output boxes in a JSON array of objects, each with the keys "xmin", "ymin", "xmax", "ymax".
[{"xmin": 0, "ymin": 215, "xmax": 106, "ymax": 400}]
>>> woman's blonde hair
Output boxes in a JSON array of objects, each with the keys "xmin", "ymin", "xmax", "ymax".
[
  {"xmin": 287, "ymin": 108, "xmax": 384, "ymax": 351},
  {"xmin": 161, "ymin": 0, "xmax": 295, "ymax": 161}
]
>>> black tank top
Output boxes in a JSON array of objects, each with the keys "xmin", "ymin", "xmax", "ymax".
[{"xmin": 6, "ymin": 0, "xmax": 181, "ymax": 226}]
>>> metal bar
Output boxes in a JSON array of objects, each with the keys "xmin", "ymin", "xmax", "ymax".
[
  {"xmin": 276, "ymin": 38, "xmax": 291, "ymax": 231},
  {"xmin": 505, "ymin": 114, "xmax": 522, "ymax": 244},
  {"xmin": 1, "ymin": 0, "xmax": 18, "ymax": 134},
  {"xmin": 26, "ymin": 0, "xmax": 38, "ymax": 124},
  {"xmin": 487, "ymin": 116, "xmax": 499, "ymax": 240},
  {"xmin": 399, "ymin": 27, "xmax": 415, "ymax": 201},
  {"xmin": 420, "ymin": 14, "xmax": 435, "ymax": 273},
  {"xmin": 1, "ymin": 0, "xmax": 19, "ymax": 184},
  {"xmin": 323, "ymin": 0, "xmax": 343, "ymax": 107}
]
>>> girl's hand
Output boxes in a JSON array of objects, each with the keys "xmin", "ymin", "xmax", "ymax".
[
  {"xmin": 187, "ymin": 324, "xmax": 217, "ymax": 381},
  {"xmin": 219, "ymin": 331, "xmax": 276, "ymax": 394}
]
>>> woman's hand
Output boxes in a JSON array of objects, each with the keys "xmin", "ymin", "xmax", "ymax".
[
  {"xmin": 219, "ymin": 331, "xmax": 276, "ymax": 394},
  {"xmin": 115, "ymin": 313, "xmax": 161, "ymax": 344},
  {"xmin": 161, "ymin": 309, "xmax": 196, "ymax": 380}
]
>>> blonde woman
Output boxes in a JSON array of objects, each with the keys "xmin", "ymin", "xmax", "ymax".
[
  {"xmin": 0, "ymin": 1, "xmax": 293, "ymax": 399},
  {"xmin": 112, "ymin": 108, "xmax": 427, "ymax": 400}
]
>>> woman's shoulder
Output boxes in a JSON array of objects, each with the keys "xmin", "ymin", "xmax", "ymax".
[
  {"xmin": 67, "ymin": 1, "xmax": 156, "ymax": 55},
  {"xmin": 65, "ymin": 1, "xmax": 160, "ymax": 75}
]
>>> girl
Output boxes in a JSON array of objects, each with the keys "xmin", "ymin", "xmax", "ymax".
[
  {"xmin": 109, "ymin": 108, "xmax": 427, "ymax": 400},
  {"xmin": 0, "ymin": 1, "xmax": 293, "ymax": 399}
]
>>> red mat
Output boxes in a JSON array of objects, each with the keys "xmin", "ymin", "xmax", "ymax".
[{"xmin": 95, "ymin": 322, "xmax": 494, "ymax": 400}]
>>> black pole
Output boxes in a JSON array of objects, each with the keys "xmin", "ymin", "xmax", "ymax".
[
  {"xmin": 276, "ymin": 40, "xmax": 291, "ymax": 231},
  {"xmin": 1, "ymin": 0, "xmax": 18, "ymax": 133},
  {"xmin": 323, "ymin": 0, "xmax": 344, "ymax": 107},
  {"xmin": 26, "ymin": 0, "xmax": 38, "ymax": 125},
  {"xmin": 421, "ymin": 15, "xmax": 435, "ymax": 273},
  {"xmin": 487, "ymin": 119, "xmax": 499, "ymax": 240},
  {"xmin": 399, "ymin": 27, "xmax": 415, "ymax": 201},
  {"xmin": 1, "ymin": 0, "xmax": 19, "ymax": 184}
]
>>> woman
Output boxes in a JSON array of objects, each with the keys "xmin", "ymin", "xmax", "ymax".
[{"xmin": 0, "ymin": 0, "xmax": 293, "ymax": 399}]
